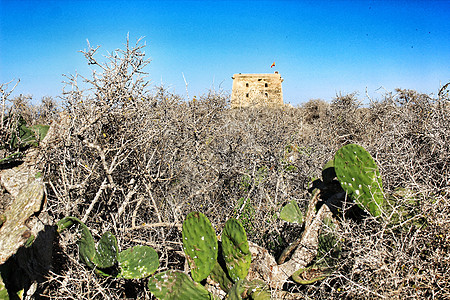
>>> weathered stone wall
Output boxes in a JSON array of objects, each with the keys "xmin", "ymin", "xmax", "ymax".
[{"xmin": 231, "ymin": 73, "xmax": 284, "ymax": 108}]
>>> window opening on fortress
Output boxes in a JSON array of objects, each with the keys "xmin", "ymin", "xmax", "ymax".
[
  {"xmin": 246, "ymin": 83, "xmax": 249, "ymax": 87},
  {"xmin": 265, "ymin": 83, "xmax": 268, "ymax": 87},
  {"xmin": 246, "ymin": 93, "xmax": 249, "ymax": 97},
  {"xmin": 265, "ymin": 93, "xmax": 268, "ymax": 97}
]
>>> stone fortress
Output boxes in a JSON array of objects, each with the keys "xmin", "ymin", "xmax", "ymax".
[{"xmin": 231, "ymin": 72, "xmax": 284, "ymax": 108}]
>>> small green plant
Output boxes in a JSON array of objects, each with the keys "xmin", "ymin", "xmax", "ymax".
[{"xmin": 57, "ymin": 217, "xmax": 159, "ymax": 279}]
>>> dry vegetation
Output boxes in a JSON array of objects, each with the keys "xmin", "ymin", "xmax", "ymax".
[{"xmin": 1, "ymin": 38, "xmax": 449, "ymax": 299}]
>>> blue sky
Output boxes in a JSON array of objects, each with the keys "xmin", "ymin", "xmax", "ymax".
[{"xmin": 1, "ymin": 0, "xmax": 449, "ymax": 105}]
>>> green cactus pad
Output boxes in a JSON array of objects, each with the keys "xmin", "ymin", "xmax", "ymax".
[
  {"xmin": 118, "ymin": 245, "xmax": 159, "ymax": 279},
  {"xmin": 77, "ymin": 222, "xmax": 96, "ymax": 268},
  {"xmin": 56, "ymin": 216, "xmax": 79, "ymax": 233},
  {"xmin": 56, "ymin": 217, "xmax": 96, "ymax": 268},
  {"xmin": 334, "ymin": 144, "xmax": 385, "ymax": 217},
  {"xmin": 147, "ymin": 270, "xmax": 213, "ymax": 300},
  {"xmin": 227, "ymin": 279, "xmax": 244, "ymax": 300},
  {"xmin": 292, "ymin": 266, "xmax": 332, "ymax": 285},
  {"xmin": 93, "ymin": 231, "xmax": 118, "ymax": 269},
  {"xmin": 30, "ymin": 124, "xmax": 50, "ymax": 141},
  {"xmin": 209, "ymin": 260, "xmax": 234, "ymax": 293},
  {"xmin": 221, "ymin": 218, "xmax": 251, "ymax": 283},
  {"xmin": 228, "ymin": 279, "xmax": 270, "ymax": 300},
  {"xmin": 182, "ymin": 211, "xmax": 218, "ymax": 282},
  {"xmin": 244, "ymin": 280, "xmax": 270, "ymax": 300},
  {"xmin": 280, "ymin": 200, "xmax": 303, "ymax": 224}
]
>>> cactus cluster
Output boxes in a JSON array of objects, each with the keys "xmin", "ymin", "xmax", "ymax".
[
  {"xmin": 54, "ymin": 144, "xmax": 386, "ymax": 297},
  {"xmin": 284, "ymin": 144, "xmax": 385, "ymax": 285},
  {"xmin": 148, "ymin": 212, "xmax": 269, "ymax": 300},
  {"xmin": 57, "ymin": 217, "xmax": 159, "ymax": 279}
]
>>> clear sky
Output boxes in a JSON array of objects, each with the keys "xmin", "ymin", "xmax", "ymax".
[{"xmin": 1, "ymin": 0, "xmax": 449, "ymax": 105}]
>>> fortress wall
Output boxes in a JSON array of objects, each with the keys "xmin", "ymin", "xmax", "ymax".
[{"xmin": 231, "ymin": 73, "xmax": 284, "ymax": 108}]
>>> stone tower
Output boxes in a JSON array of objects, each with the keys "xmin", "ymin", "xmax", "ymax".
[{"xmin": 231, "ymin": 72, "xmax": 284, "ymax": 108}]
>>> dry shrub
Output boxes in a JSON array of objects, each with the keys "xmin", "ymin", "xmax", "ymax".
[
  {"xmin": 301, "ymin": 98, "xmax": 329, "ymax": 124},
  {"xmin": 32, "ymin": 37, "xmax": 450, "ymax": 299}
]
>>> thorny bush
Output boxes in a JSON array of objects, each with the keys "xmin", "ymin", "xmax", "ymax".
[{"xmin": 4, "ymin": 37, "xmax": 447, "ymax": 299}]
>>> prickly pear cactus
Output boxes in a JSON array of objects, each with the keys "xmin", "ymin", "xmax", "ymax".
[
  {"xmin": 243, "ymin": 279, "xmax": 271, "ymax": 300},
  {"xmin": 57, "ymin": 216, "xmax": 106, "ymax": 269},
  {"xmin": 280, "ymin": 200, "xmax": 303, "ymax": 224},
  {"xmin": 76, "ymin": 221, "xmax": 96, "ymax": 268},
  {"xmin": 334, "ymin": 144, "xmax": 385, "ymax": 217},
  {"xmin": 147, "ymin": 270, "xmax": 214, "ymax": 300},
  {"xmin": 209, "ymin": 260, "xmax": 234, "ymax": 293},
  {"xmin": 56, "ymin": 216, "xmax": 79, "ymax": 233},
  {"xmin": 57, "ymin": 216, "xmax": 95, "ymax": 268},
  {"xmin": 118, "ymin": 245, "xmax": 159, "ymax": 279},
  {"xmin": 92, "ymin": 231, "xmax": 118, "ymax": 269},
  {"xmin": 182, "ymin": 212, "xmax": 218, "ymax": 282},
  {"xmin": 292, "ymin": 266, "xmax": 331, "ymax": 285},
  {"xmin": 221, "ymin": 218, "xmax": 251, "ymax": 283},
  {"xmin": 227, "ymin": 279, "xmax": 244, "ymax": 300},
  {"xmin": 227, "ymin": 279, "xmax": 270, "ymax": 300}
]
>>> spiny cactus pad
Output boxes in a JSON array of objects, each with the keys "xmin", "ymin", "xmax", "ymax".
[
  {"xmin": 77, "ymin": 222, "xmax": 96, "ymax": 268},
  {"xmin": 182, "ymin": 211, "xmax": 218, "ymax": 282},
  {"xmin": 118, "ymin": 245, "xmax": 159, "ymax": 279},
  {"xmin": 209, "ymin": 260, "xmax": 234, "ymax": 293},
  {"xmin": 57, "ymin": 216, "xmax": 97, "ymax": 268},
  {"xmin": 93, "ymin": 231, "xmax": 118, "ymax": 269},
  {"xmin": 57, "ymin": 217, "xmax": 114, "ymax": 269},
  {"xmin": 280, "ymin": 200, "xmax": 303, "ymax": 224},
  {"xmin": 147, "ymin": 270, "xmax": 213, "ymax": 300},
  {"xmin": 292, "ymin": 266, "xmax": 332, "ymax": 285},
  {"xmin": 334, "ymin": 144, "xmax": 385, "ymax": 217},
  {"xmin": 221, "ymin": 218, "xmax": 251, "ymax": 283},
  {"xmin": 227, "ymin": 279, "xmax": 270, "ymax": 300},
  {"xmin": 56, "ymin": 216, "xmax": 79, "ymax": 233},
  {"xmin": 243, "ymin": 280, "xmax": 271, "ymax": 300}
]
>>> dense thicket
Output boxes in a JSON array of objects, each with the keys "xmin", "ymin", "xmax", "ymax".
[{"xmin": 1, "ymin": 38, "xmax": 448, "ymax": 299}]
